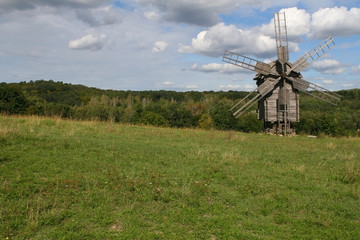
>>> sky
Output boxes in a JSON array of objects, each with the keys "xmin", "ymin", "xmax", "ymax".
[{"xmin": 0, "ymin": 0, "xmax": 360, "ymax": 91}]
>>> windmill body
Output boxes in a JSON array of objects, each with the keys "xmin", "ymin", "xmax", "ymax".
[{"xmin": 222, "ymin": 12, "xmax": 340, "ymax": 135}]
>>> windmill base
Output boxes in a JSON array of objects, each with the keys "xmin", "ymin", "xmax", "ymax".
[{"xmin": 264, "ymin": 122, "xmax": 296, "ymax": 136}]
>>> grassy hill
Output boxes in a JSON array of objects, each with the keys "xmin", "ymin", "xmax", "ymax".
[{"xmin": 1, "ymin": 116, "xmax": 359, "ymax": 239}]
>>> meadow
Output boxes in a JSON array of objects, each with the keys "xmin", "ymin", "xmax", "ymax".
[{"xmin": 1, "ymin": 115, "xmax": 359, "ymax": 239}]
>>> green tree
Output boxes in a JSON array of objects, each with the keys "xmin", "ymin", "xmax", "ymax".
[
  {"xmin": 236, "ymin": 112, "xmax": 263, "ymax": 132},
  {"xmin": 210, "ymin": 102, "xmax": 237, "ymax": 130},
  {"xmin": 0, "ymin": 85, "xmax": 28, "ymax": 114},
  {"xmin": 137, "ymin": 111, "xmax": 169, "ymax": 127},
  {"xmin": 198, "ymin": 113, "xmax": 213, "ymax": 130}
]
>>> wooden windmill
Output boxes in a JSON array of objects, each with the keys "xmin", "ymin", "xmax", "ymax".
[{"xmin": 222, "ymin": 12, "xmax": 341, "ymax": 135}]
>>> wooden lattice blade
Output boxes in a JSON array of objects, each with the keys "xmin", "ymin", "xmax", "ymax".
[
  {"xmin": 274, "ymin": 12, "xmax": 289, "ymax": 64},
  {"xmin": 288, "ymin": 77, "xmax": 341, "ymax": 105},
  {"xmin": 231, "ymin": 77, "xmax": 281, "ymax": 117},
  {"xmin": 222, "ymin": 50, "xmax": 272, "ymax": 75},
  {"xmin": 291, "ymin": 36, "xmax": 335, "ymax": 73}
]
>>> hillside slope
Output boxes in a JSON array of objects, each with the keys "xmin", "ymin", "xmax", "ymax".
[{"xmin": 1, "ymin": 116, "xmax": 359, "ymax": 239}]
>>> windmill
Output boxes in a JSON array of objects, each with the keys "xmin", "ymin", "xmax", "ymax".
[{"xmin": 222, "ymin": 12, "xmax": 341, "ymax": 135}]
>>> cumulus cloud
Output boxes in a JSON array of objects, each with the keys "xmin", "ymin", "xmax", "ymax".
[
  {"xmin": 311, "ymin": 59, "xmax": 346, "ymax": 74},
  {"xmin": 179, "ymin": 8, "xmax": 311, "ymax": 58},
  {"xmin": 152, "ymin": 41, "xmax": 168, "ymax": 52},
  {"xmin": 179, "ymin": 6, "xmax": 360, "ymax": 60},
  {"xmin": 261, "ymin": 8, "xmax": 311, "ymax": 41},
  {"xmin": 179, "ymin": 22, "xmax": 277, "ymax": 58},
  {"xmin": 68, "ymin": 34, "xmax": 106, "ymax": 51},
  {"xmin": 310, "ymin": 7, "xmax": 360, "ymax": 39},
  {"xmin": 191, "ymin": 63, "xmax": 246, "ymax": 74}
]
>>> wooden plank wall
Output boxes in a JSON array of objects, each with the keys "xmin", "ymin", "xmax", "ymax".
[{"xmin": 258, "ymin": 82, "xmax": 300, "ymax": 122}]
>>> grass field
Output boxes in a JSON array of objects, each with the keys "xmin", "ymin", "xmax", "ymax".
[{"xmin": 1, "ymin": 115, "xmax": 360, "ymax": 239}]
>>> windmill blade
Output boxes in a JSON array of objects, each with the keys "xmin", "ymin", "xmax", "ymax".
[
  {"xmin": 232, "ymin": 77, "xmax": 281, "ymax": 117},
  {"xmin": 291, "ymin": 36, "xmax": 335, "ymax": 73},
  {"xmin": 222, "ymin": 50, "xmax": 271, "ymax": 75},
  {"xmin": 289, "ymin": 77, "xmax": 341, "ymax": 105},
  {"xmin": 230, "ymin": 88, "xmax": 260, "ymax": 118},
  {"xmin": 274, "ymin": 12, "xmax": 289, "ymax": 64}
]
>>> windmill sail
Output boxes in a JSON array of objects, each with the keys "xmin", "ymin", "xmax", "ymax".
[
  {"xmin": 274, "ymin": 12, "xmax": 289, "ymax": 64},
  {"xmin": 291, "ymin": 36, "xmax": 335, "ymax": 73},
  {"xmin": 289, "ymin": 77, "xmax": 341, "ymax": 105},
  {"xmin": 222, "ymin": 50, "xmax": 271, "ymax": 75},
  {"xmin": 231, "ymin": 77, "xmax": 281, "ymax": 117}
]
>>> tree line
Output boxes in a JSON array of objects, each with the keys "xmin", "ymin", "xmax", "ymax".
[{"xmin": 1, "ymin": 80, "xmax": 359, "ymax": 136}]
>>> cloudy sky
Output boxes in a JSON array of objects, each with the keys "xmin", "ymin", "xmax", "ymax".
[{"xmin": 0, "ymin": 0, "xmax": 359, "ymax": 91}]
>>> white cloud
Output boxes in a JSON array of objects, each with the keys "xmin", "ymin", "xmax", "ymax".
[
  {"xmin": 162, "ymin": 81, "xmax": 174, "ymax": 85},
  {"xmin": 244, "ymin": 84, "xmax": 255, "ymax": 90},
  {"xmin": 342, "ymin": 83, "xmax": 354, "ymax": 88},
  {"xmin": 144, "ymin": 11, "xmax": 160, "ymax": 21},
  {"xmin": 179, "ymin": 22, "xmax": 276, "ymax": 58},
  {"xmin": 152, "ymin": 41, "xmax": 168, "ymax": 52},
  {"xmin": 68, "ymin": 34, "xmax": 106, "ymax": 51},
  {"xmin": 185, "ymin": 84, "xmax": 198, "ymax": 90},
  {"xmin": 218, "ymin": 83, "xmax": 255, "ymax": 91},
  {"xmin": 261, "ymin": 7, "xmax": 311, "ymax": 41},
  {"xmin": 311, "ymin": 59, "xmax": 345, "ymax": 74},
  {"xmin": 179, "ymin": 7, "xmax": 312, "ymax": 58},
  {"xmin": 310, "ymin": 7, "xmax": 360, "ymax": 39},
  {"xmin": 0, "ymin": 1, "xmax": 358, "ymax": 92},
  {"xmin": 191, "ymin": 63, "xmax": 245, "ymax": 74},
  {"xmin": 322, "ymin": 79, "xmax": 334, "ymax": 84},
  {"xmin": 179, "ymin": 6, "xmax": 360, "ymax": 59},
  {"xmin": 218, "ymin": 84, "xmax": 242, "ymax": 91}
]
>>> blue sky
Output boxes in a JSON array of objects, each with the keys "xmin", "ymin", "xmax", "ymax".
[{"xmin": 0, "ymin": 0, "xmax": 359, "ymax": 91}]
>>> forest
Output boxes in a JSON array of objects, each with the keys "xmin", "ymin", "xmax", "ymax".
[{"xmin": 1, "ymin": 80, "xmax": 360, "ymax": 136}]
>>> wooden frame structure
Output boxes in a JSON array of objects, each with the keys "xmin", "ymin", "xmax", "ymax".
[{"xmin": 222, "ymin": 12, "xmax": 341, "ymax": 135}]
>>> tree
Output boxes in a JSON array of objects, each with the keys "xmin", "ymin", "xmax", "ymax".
[
  {"xmin": 210, "ymin": 101, "xmax": 237, "ymax": 130},
  {"xmin": 137, "ymin": 111, "xmax": 169, "ymax": 127},
  {"xmin": 198, "ymin": 113, "xmax": 213, "ymax": 130},
  {"xmin": 0, "ymin": 84, "xmax": 28, "ymax": 114},
  {"xmin": 236, "ymin": 112, "xmax": 263, "ymax": 132}
]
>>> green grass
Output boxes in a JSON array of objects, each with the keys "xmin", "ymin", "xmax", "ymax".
[{"xmin": 1, "ymin": 115, "xmax": 360, "ymax": 239}]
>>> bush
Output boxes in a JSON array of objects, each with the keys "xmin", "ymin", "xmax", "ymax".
[
  {"xmin": 236, "ymin": 112, "xmax": 263, "ymax": 132},
  {"xmin": 198, "ymin": 113, "xmax": 213, "ymax": 130},
  {"xmin": 137, "ymin": 111, "xmax": 169, "ymax": 127}
]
